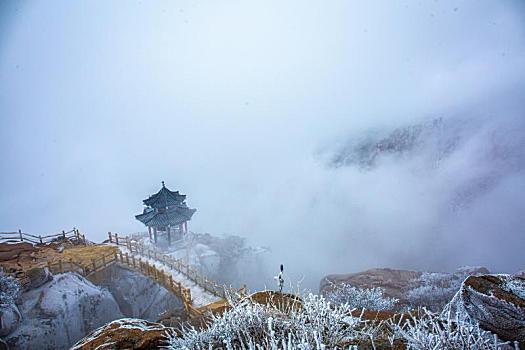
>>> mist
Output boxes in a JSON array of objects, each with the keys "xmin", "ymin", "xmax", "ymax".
[{"xmin": 1, "ymin": 0, "xmax": 524, "ymax": 290}]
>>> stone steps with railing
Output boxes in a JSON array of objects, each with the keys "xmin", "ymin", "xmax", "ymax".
[{"xmin": 107, "ymin": 232, "xmax": 238, "ymax": 312}]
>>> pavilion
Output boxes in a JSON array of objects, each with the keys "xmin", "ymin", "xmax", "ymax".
[{"xmin": 135, "ymin": 181, "xmax": 196, "ymax": 245}]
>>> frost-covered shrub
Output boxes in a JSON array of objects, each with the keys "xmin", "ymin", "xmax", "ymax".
[
  {"xmin": 407, "ymin": 268, "xmax": 491, "ymax": 312},
  {"xmin": 0, "ymin": 271, "xmax": 20, "ymax": 306},
  {"xmin": 326, "ymin": 283, "xmax": 398, "ymax": 311},
  {"xmin": 502, "ymin": 278, "xmax": 525, "ymax": 300},
  {"xmin": 169, "ymin": 291, "xmax": 509, "ymax": 350},
  {"xmin": 407, "ymin": 284, "xmax": 457, "ymax": 311},
  {"xmin": 169, "ymin": 293, "xmax": 361, "ymax": 349},
  {"xmin": 407, "ymin": 272, "xmax": 465, "ymax": 311},
  {"xmin": 390, "ymin": 308, "xmax": 509, "ymax": 350}
]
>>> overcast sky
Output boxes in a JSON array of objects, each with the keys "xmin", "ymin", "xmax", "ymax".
[{"xmin": 1, "ymin": 1, "xmax": 524, "ymax": 289}]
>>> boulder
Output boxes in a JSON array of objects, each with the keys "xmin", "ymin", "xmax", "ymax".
[
  {"xmin": 71, "ymin": 318, "xmax": 172, "ymax": 350},
  {"xmin": 458, "ymin": 274, "xmax": 525, "ymax": 345},
  {"xmin": 25, "ymin": 267, "xmax": 52, "ymax": 289},
  {"xmin": 0, "ymin": 304, "xmax": 21, "ymax": 337},
  {"xmin": 4, "ymin": 272, "xmax": 123, "ymax": 349}
]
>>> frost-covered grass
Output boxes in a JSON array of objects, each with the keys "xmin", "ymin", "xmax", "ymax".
[
  {"xmin": 167, "ymin": 291, "xmax": 511, "ymax": 350},
  {"xmin": 391, "ymin": 308, "xmax": 509, "ymax": 350},
  {"xmin": 407, "ymin": 271, "xmax": 471, "ymax": 311},
  {"xmin": 325, "ymin": 282, "xmax": 398, "ymax": 311},
  {"xmin": 168, "ymin": 293, "xmax": 360, "ymax": 349},
  {"xmin": 0, "ymin": 270, "xmax": 20, "ymax": 306}
]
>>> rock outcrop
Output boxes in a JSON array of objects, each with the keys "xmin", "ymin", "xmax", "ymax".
[
  {"xmin": 320, "ymin": 266, "xmax": 490, "ymax": 310},
  {"xmin": 71, "ymin": 318, "xmax": 172, "ymax": 350},
  {"xmin": 456, "ymin": 274, "xmax": 525, "ymax": 345},
  {"xmin": 4, "ymin": 273, "xmax": 123, "ymax": 350},
  {"xmin": 320, "ymin": 268, "xmax": 422, "ymax": 302},
  {"xmin": 88, "ymin": 264, "xmax": 183, "ymax": 321},
  {"xmin": 0, "ymin": 243, "xmax": 34, "ymax": 263}
]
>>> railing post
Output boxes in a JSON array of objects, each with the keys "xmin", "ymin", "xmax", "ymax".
[
  {"xmin": 125, "ymin": 252, "xmax": 129, "ymax": 265},
  {"xmin": 62, "ymin": 230, "xmax": 66, "ymax": 240},
  {"xmin": 39, "ymin": 235, "xmax": 43, "ymax": 244},
  {"xmin": 119, "ymin": 251, "xmax": 123, "ymax": 262},
  {"xmin": 108, "ymin": 232, "xmax": 112, "ymax": 243},
  {"xmin": 115, "ymin": 233, "xmax": 119, "ymax": 246},
  {"xmin": 19, "ymin": 229, "xmax": 23, "ymax": 242},
  {"xmin": 82, "ymin": 234, "xmax": 86, "ymax": 245}
]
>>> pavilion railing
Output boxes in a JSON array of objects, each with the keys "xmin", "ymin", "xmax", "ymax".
[
  {"xmin": 0, "ymin": 228, "xmax": 86, "ymax": 245},
  {"xmin": 107, "ymin": 231, "xmax": 230, "ymax": 301}
]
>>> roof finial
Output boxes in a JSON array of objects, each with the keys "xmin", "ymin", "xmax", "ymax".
[{"xmin": 162, "ymin": 181, "xmax": 165, "ymax": 188}]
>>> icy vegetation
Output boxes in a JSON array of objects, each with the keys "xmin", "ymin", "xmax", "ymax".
[
  {"xmin": 325, "ymin": 283, "xmax": 398, "ymax": 311},
  {"xmin": 395, "ymin": 309, "xmax": 508, "ymax": 350},
  {"xmin": 168, "ymin": 292, "xmax": 513, "ymax": 350},
  {"xmin": 169, "ymin": 293, "xmax": 359, "ymax": 349},
  {"xmin": 407, "ymin": 272, "xmax": 463, "ymax": 311},
  {"xmin": 406, "ymin": 267, "xmax": 488, "ymax": 312}
]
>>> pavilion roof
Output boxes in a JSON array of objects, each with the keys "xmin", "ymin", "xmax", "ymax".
[
  {"xmin": 135, "ymin": 205, "xmax": 196, "ymax": 228},
  {"xmin": 143, "ymin": 182, "xmax": 186, "ymax": 209}
]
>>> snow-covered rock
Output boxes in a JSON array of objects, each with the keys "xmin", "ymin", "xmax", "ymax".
[
  {"xmin": 455, "ymin": 274, "xmax": 525, "ymax": 345},
  {"xmin": 71, "ymin": 318, "xmax": 172, "ymax": 350},
  {"xmin": 90, "ymin": 264, "xmax": 183, "ymax": 321},
  {"xmin": 4, "ymin": 272, "xmax": 123, "ymax": 350},
  {"xmin": 0, "ymin": 304, "xmax": 20, "ymax": 337}
]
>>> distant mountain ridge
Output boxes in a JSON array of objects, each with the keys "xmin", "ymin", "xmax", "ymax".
[{"xmin": 328, "ymin": 116, "xmax": 525, "ymax": 211}]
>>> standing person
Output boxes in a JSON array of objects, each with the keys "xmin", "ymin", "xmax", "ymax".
[{"xmin": 275, "ymin": 264, "xmax": 284, "ymax": 292}]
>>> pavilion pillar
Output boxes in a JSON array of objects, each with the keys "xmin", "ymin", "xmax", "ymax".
[
  {"xmin": 153, "ymin": 227, "xmax": 158, "ymax": 244},
  {"xmin": 148, "ymin": 226, "xmax": 152, "ymax": 241},
  {"xmin": 167, "ymin": 226, "xmax": 171, "ymax": 246},
  {"xmin": 184, "ymin": 221, "xmax": 188, "ymax": 233}
]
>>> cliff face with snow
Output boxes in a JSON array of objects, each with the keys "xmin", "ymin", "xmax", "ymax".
[
  {"xmin": 5, "ymin": 273, "xmax": 123, "ymax": 350},
  {"xmin": 89, "ymin": 264, "xmax": 183, "ymax": 321},
  {"xmin": 3, "ymin": 266, "xmax": 186, "ymax": 350}
]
